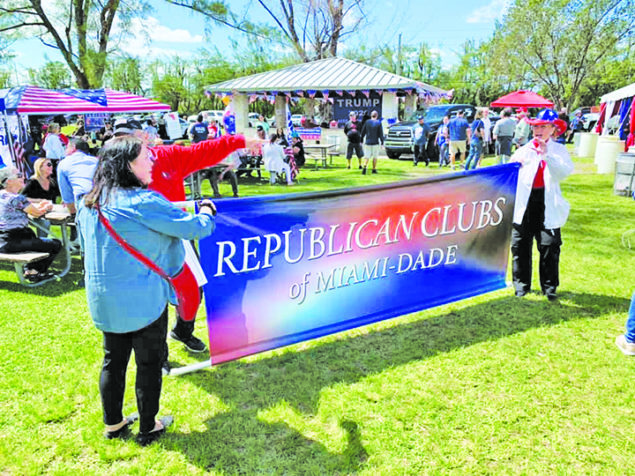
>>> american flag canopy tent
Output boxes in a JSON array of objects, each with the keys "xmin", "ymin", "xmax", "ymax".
[{"xmin": 0, "ymin": 86, "xmax": 170, "ymax": 114}]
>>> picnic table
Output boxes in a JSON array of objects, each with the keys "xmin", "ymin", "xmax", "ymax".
[{"xmin": 304, "ymin": 143, "xmax": 336, "ymax": 169}]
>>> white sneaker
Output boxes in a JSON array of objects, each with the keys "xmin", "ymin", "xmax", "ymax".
[{"xmin": 615, "ymin": 335, "xmax": 635, "ymax": 356}]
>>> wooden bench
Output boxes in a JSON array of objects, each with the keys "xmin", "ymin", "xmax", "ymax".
[{"xmin": 0, "ymin": 251, "xmax": 58, "ymax": 287}]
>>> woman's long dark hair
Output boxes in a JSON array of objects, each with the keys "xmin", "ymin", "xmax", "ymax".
[{"xmin": 84, "ymin": 135, "xmax": 146, "ymax": 208}]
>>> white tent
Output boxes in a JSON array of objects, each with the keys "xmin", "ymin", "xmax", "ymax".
[{"xmin": 600, "ymin": 83, "xmax": 635, "ymax": 103}]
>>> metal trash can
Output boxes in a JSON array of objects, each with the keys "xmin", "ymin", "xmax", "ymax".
[{"xmin": 614, "ymin": 152, "xmax": 635, "ymax": 196}]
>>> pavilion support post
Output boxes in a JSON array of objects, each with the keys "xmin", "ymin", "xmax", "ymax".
[
  {"xmin": 232, "ymin": 93, "xmax": 249, "ymax": 133},
  {"xmin": 304, "ymin": 98, "xmax": 316, "ymax": 123},
  {"xmin": 404, "ymin": 94, "xmax": 417, "ymax": 120},
  {"xmin": 382, "ymin": 92, "xmax": 398, "ymax": 126},
  {"xmin": 275, "ymin": 95, "xmax": 286, "ymax": 131}
]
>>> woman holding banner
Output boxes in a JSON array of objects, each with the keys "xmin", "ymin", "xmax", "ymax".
[
  {"xmin": 78, "ymin": 136, "xmax": 217, "ymax": 445},
  {"xmin": 510, "ymin": 108, "xmax": 574, "ymax": 302}
]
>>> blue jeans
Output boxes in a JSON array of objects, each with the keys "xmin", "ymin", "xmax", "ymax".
[
  {"xmin": 465, "ymin": 138, "xmax": 482, "ymax": 170},
  {"xmin": 626, "ymin": 291, "xmax": 635, "ymax": 343},
  {"xmin": 439, "ymin": 143, "xmax": 449, "ymax": 166}
]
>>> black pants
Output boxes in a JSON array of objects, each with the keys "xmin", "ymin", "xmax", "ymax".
[
  {"xmin": 100, "ymin": 307, "xmax": 168, "ymax": 434},
  {"xmin": 172, "ymin": 310, "xmax": 195, "ymax": 338},
  {"xmin": 206, "ymin": 168, "xmax": 238, "ymax": 197},
  {"xmin": 414, "ymin": 144, "xmax": 429, "ymax": 165},
  {"xmin": 0, "ymin": 227, "xmax": 62, "ymax": 273},
  {"xmin": 511, "ymin": 188, "xmax": 562, "ymax": 297}
]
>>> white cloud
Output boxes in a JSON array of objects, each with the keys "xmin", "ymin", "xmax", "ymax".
[
  {"xmin": 109, "ymin": 16, "xmax": 203, "ymax": 59},
  {"xmin": 133, "ymin": 17, "xmax": 204, "ymax": 43},
  {"xmin": 466, "ymin": 0, "xmax": 510, "ymax": 24}
]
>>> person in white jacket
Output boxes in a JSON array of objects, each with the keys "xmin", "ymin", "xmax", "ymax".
[
  {"xmin": 510, "ymin": 109, "xmax": 574, "ymax": 301},
  {"xmin": 263, "ymin": 134, "xmax": 294, "ymax": 186}
]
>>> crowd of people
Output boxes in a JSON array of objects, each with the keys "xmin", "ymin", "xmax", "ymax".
[{"xmin": 2, "ymin": 101, "xmax": 633, "ymax": 448}]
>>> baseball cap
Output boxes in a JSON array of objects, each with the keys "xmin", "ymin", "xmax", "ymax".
[
  {"xmin": 417, "ymin": 114, "xmax": 424, "ymax": 120},
  {"xmin": 113, "ymin": 118, "xmax": 143, "ymax": 136}
]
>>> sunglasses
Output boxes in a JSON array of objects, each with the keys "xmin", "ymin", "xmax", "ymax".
[{"xmin": 43, "ymin": 162, "xmax": 52, "ymax": 167}]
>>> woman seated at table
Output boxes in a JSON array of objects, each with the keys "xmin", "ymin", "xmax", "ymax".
[
  {"xmin": 22, "ymin": 158, "xmax": 60, "ymax": 237},
  {"xmin": 291, "ymin": 132, "xmax": 306, "ymax": 168},
  {"xmin": 0, "ymin": 167, "xmax": 62, "ymax": 282},
  {"xmin": 263, "ymin": 134, "xmax": 294, "ymax": 186},
  {"xmin": 275, "ymin": 127, "xmax": 289, "ymax": 147}
]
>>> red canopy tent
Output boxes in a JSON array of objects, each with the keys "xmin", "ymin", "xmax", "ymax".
[
  {"xmin": 0, "ymin": 86, "xmax": 171, "ymax": 170},
  {"xmin": 491, "ymin": 90, "xmax": 554, "ymax": 108},
  {"xmin": 0, "ymin": 85, "xmax": 170, "ymax": 114}
]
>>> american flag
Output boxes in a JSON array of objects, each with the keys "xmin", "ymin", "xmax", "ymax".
[{"xmin": 286, "ymin": 103, "xmax": 295, "ymax": 144}]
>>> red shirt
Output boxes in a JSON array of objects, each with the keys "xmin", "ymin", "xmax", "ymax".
[{"xmin": 149, "ymin": 135, "xmax": 246, "ymax": 202}]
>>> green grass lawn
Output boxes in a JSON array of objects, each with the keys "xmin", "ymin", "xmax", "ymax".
[{"xmin": 1, "ymin": 151, "xmax": 634, "ymax": 474}]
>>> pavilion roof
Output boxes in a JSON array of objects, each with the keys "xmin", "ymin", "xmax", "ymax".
[{"xmin": 206, "ymin": 57, "xmax": 448, "ymax": 98}]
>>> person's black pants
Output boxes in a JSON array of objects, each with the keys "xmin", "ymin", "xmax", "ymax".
[
  {"xmin": 413, "ymin": 144, "xmax": 429, "ymax": 165},
  {"xmin": 172, "ymin": 310, "xmax": 195, "ymax": 338},
  {"xmin": 100, "ymin": 307, "xmax": 168, "ymax": 434},
  {"xmin": 0, "ymin": 227, "xmax": 62, "ymax": 273},
  {"xmin": 511, "ymin": 188, "xmax": 562, "ymax": 297},
  {"xmin": 207, "ymin": 168, "xmax": 238, "ymax": 197}
]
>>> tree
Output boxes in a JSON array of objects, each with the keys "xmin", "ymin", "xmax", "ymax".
[
  {"xmin": 488, "ymin": 0, "xmax": 635, "ymax": 110},
  {"xmin": 165, "ymin": 0, "xmax": 366, "ymax": 61},
  {"xmin": 0, "ymin": 70, "xmax": 11, "ymax": 88},
  {"xmin": 575, "ymin": 39, "xmax": 635, "ymax": 107},
  {"xmin": 105, "ymin": 56, "xmax": 144, "ymax": 94},
  {"xmin": 149, "ymin": 57, "xmax": 191, "ymax": 113},
  {"xmin": 27, "ymin": 60, "xmax": 72, "ymax": 88},
  {"xmin": 0, "ymin": 0, "xmax": 151, "ymax": 88}
]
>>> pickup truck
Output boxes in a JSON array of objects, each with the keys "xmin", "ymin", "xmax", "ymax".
[{"xmin": 384, "ymin": 104, "xmax": 477, "ymax": 161}]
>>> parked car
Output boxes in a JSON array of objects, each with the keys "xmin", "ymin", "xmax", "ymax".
[
  {"xmin": 291, "ymin": 114, "xmax": 304, "ymax": 127},
  {"xmin": 178, "ymin": 118, "xmax": 189, "ymax": 138},
  {"xmin": 248, "ymin": 112, "xmax": 260, "ymax": 127},
  {"xmin": 582, "ymin": 112, "xmax": 600, "ymax": 132},
  {"xmin": 201, "ymin": 110, "xmax": 225, "ymax": 123},
  {"xmin": 384, "ymin": 104, "xmax": 477, "ymax": 160}
]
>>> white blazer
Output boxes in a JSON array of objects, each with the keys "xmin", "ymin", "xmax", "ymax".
[
  {"xmin": 511, "ymin": 139, "xmax": 574, "ymax": 229},
  {"xmin": 262, "ymin": 143, "xmax": 287, "ymax": 174}
]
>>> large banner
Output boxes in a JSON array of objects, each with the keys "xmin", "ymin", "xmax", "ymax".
[
  {"xmin": 333, "ymin": 91, "xmax": 382, "ymax": 128},
  {"xmin": 200, "ymin": 164, "xmax": 520, "ymax": 364}
]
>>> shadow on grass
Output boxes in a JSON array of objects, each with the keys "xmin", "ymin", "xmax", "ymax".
[
  {"xmin": 0, "ymin": 257, "xmax": 84, "ymax": 297},
  {"xmin": 161, "ymin": 291, "xmax": 626, "ymax": 474}
]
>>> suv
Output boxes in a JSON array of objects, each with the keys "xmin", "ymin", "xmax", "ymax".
[{"xmin": 384, "ymin": 104, "xmax": 476, "ymax": 160}]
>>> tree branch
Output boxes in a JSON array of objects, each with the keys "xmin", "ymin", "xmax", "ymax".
[
  {"xmin": 0, "ymin": 22, "xmax": 45, "ymax": 32},
  {"xmin": 166, "ymin": 0, "xmax": 266, "ymax": 38}
]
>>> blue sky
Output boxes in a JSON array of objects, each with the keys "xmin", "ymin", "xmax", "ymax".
[{"xmin": 8, "ymin": 0, "xmax": 510, "ymax": 77}]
